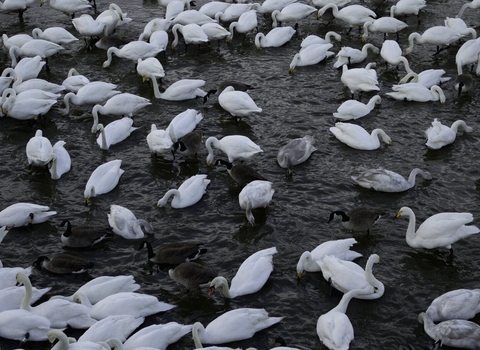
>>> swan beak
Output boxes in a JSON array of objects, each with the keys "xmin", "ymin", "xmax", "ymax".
[
  {"xmin": 142, "ymin": 76, "xmax": 148, "ymax": 83},
  {"xmin": 119, "ymin": 14, "xmax": 123, "ymax": 20},
  {"xmin": 289, "ymin": 67, "xmax": 294, "ymax": 74},
  {"xmin": 40, "ymin": 0, "xmax": 45, "ymax": 5},
  {"xmin": 361, "ymin": 37, "xmax": 366, "ymax": 43},
  {"xmin": 28, "ymin": 213, "xmax": 34, "ymax": 225},
  {"xmin": 208, "ymin": 286, "xmax": 215, "ymax": 296},
  {"xmin": 395, "ymin": 211, "xmax": 402, "ymax": 218},
  {"xmin": 85, "ymin": 198, "xmax": 89, "ymax": 206},
  {"xmin": 171, "ymin": 44, "xmax": 175, "ymax": 50},
  {"xmin": 317, "ymin": 13, "xmax": 322, "ymax": 19},
  {"xmin": 296, "ymin": 272, "xmax": 302, "ymax": 279},
  {"xmin": 206, "ymin": 161, "xmax": 211, "ymax": 166},
  {"xmin": 388, "ymin": 141, "xmax": 393, "ymax": 146},
  {"xmin": 2, "ymin": 108, "xmax": 7, "ymax": 115}
]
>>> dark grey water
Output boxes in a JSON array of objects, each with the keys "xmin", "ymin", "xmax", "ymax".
[{"xmin": 1, "ymin": 0, "xmax": 480, "ymax": 349}]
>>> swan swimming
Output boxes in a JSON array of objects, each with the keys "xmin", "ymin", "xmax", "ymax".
[
  {"xmin": 351, "ymin": 167, "xmax": 432, "ymax": 192},
  {"xmin": 239, "ymin": 180, "xmax": 275, "ymax": 226},
  {"xmin": 84, "ymin": 159, "xmax": 124, "ymax": 205},
  {"xmin": 157, "ymin": 174, "xmax": 210, "ymax": 209},
  {"xmin": 330, "ymin": 122, "xmax": 392, "ymax": 150},
  {"xmin": 425, "ymin": 118, "xmax": 473, "ymax": 150},
  {"xmin": 108, "ymin": 204, "xmax": 154, "ymax": 239}
]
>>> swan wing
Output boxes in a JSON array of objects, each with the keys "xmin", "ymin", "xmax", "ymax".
[{"xmin": 330, "ymin": 123, "xmax": 375, "ymax": 149}]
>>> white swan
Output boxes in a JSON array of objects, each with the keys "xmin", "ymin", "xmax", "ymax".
[
  {"xmin": 426, "ymin": 289, "xmax": 480, "ymax": 322},
  {"xmin": 444, "ymin": 17, "xmax": 476, "ymax": 39},
  {"xmin": 362, "ymin": 17, "xmax": 407, "ymax": 42},
  {"xmin": 329, "ymin": 122, "xmax": 392, "ymax": 150},
  {"xmin": 137, "ymin": 57, "xmax": 165, "ymax": 84},
  {"xmin": 12, "ymin": 75, "xmax": 65, "ymax": 94},
  {"xmin": 404, "ymin": 26, "xmax": 464, "ymax": 56},
  {"xmin": 0, "ymin": 69, "xmax": 15, "ymax": 96},
  {"xmin": 0, "ymin": 265, "xmax": 33, "ymax": 290},
  {"xmin": 25, "ymin": 129, "xmax": 54, "ymax": 170},
  {"xmin": 102, "ymin": 41, "xmax": 164, "ymax": 68},
  {"xmin": 386, "ymin": 83, "xmax": 446, "ymax": 103},
  {"xmin": 79, "ymin": 315, "xmax": 144, "ymax": 342},
  {"xmin": 239, "ymin": 180, "xmax": 274, "ymax": 226},
  {"xmin": 16, "ymin": 272, "xmax": 96, "ymax": 329},
  {"xmin": 153, "ymin": 79, "xmax": 211, "ymax": 101},
  {"xmin": 147, "ymin": 124, "xmax": 173, "ymax": 156},
  {"xmin": 91, "ymin": 93, "xmax": 151, "ymax": 133},
  {"xmin": 317, "ymin": 4, "xmax": 376, "ymax": 29},
  {"xmin": 214, "ymin": 3, "xmax": 253, "ymax": 22},
  {"xmin": 95, "ymin": 117, "xmax": 138, "ymax": 150},
  {"xmin": 41, "ymin": 0, "xmax": 91, "ymax": 18},
  {"xmin": 380, "ymin": 40, "xmax": 413, "ymax": 73},
  {"xmin": 84, "ymin": 159, "xmax": 124, "ymax": 205},
  {"xmin": 199, "ymin": 1, "xmax": 231, "ymax": 17},
  {"xmin": 138, "ymin": 18, "xmax": 172, "ymax": 41},
  {"xmin": 13, "ymin": 55, "xmax": 45, "ymax": 81},
  {"xmin": 2, "ymin": 82, "xmax": 57, "ymax": 102},
  {"xmin": 192, "ymin": 308, "xmax": 283, "ymax": 348},
  {"xmin": 165, "ymin": 0, "xmax": 191, "ymax": 21},
  {"xmin": 166, "ymin": 108, "xmax": 203, "ymax": 142},
  {"xmin": 317, "ymin": 286, "xmax": 375, "ymax": 350},
  {"xmin": 62, "ymin": 68, "xmax": 90, "ymax": 93},
  {"xmin": 351, "ymin": 167, "xmax": 432, "ymax": 192},
  {"xmin": 318, "ymin": 254, "xmax": 384, "ymax": 299},
  {"xmin": 398, "ymin": 69, "xmax": 451, "ymax": 88},
  {"xmin": 218, "ymin": 86, "xmax": 262, "ymax": 119},
  {"xmin": 0, "ymin": 309, "xmax": 52, "ymax": 341},
  {"xmin": 390, "ymin": 0, "xmax": 426, "ymax": 20},
  {"xmin": 270, "ymin": 3, "xmax": 316, "ymax": 28},
  {"xmin": 173, "ymin": 9, "xmax": 216, "ymax": 25},
  {"xmin": 206, "ymin": 135, "xmax": 263, "ymax": 165},
  {"xmin": 425, "ymin": 118, "xmax": 473, "ymax": 150},
  {"xmin": 157, "ymin": 174, "xmax": 210, "ymax": 208},
  {"xmin": 48, "ymin": 330, "xmax": 106, "ymax": 350},
  {"xmin": 2, "ymin": 94, "xmax": 56, "ymax": 120},
  {"xmin": 227, "ymin": 10, "xmax": 257, "ymax": 41},
  {"xmin": 333, "ymin": 43, "xmax": 379, "ymax": 69},
  {"xmin": 455, "ymin": 38, "xmax": 480, "ymax": 75},
  {"xmin": 73, "ymin": 291, "xmax": 175, "ymax": 320},
  {"xmin": 277, "ymin": 135, "xmax": 317, "ymax": 175},
  {"xmin": 50, "ymin": 275, "xmax": 140, "ymax": 304},
  {"xmin": 418, "ymin": 312, "xmax": 480, "ymax": 349},
  {"xmin": 0, "ymin": 285, "xmax": 51, "ymax": 312},
  {"xmin": 333, "ymin": 95, "xmax": 381, "ymax": 120},
  {"xmin": 289, "ymin": 43, "xmax": 334, "ymax": 73},
  {"xmin": 72, "ymin": 14, "xmax": 107, "ymax": 38},
  {"xmin": 0, "ymin": 203, "xmax": 56, "ymax": 227},
  {"xmin": 396, "ymin": 207, "xmax": 480, "ymax": 254},
  {"xmin": 296, "ymin": 238, "xmax": 362, "ymax": 277},
  {"xmin": 300, "ymin": 31, "xmax": 342, "ymax": 48},
  {"xmin": 107, "ymin": 204, "xmax": 154, "ymax": 239},
  {"xmin": 201, "ymin": 23, "xmax": 231, "ymax": 42},
  {"xmin": 457, "ymin": 0, "xmax": 480, "ymax": 18},
  {"xmin": 171, "ymin": 23, "xmax": 208, "ymax": 50},
  {"xmin": 209, "ymin": 246, "xmax": 277, "ymax": 298},
  {"xmin": 60, "ymin": 81, "xmax": 120, "ymax": 115},
  {"xmin": 0, "ymin": 0, "xmax": 36, "ymax": 19},
  {"xmin": 123, "ymin": 322, "xmax": 193, "ymax": 350},
  {"xmin": 32, "ymin": 27, "xmax": 78, "ymax": 45},
  {"xmin": 2, "ymin": 33, "xmax": 33, "ymax": 51},
  {"xmin": 252, "ymin": 0, "xmax": 296, "ymax": 14},
  {"xmin": 255, "ymin": 26, "xmax": 296, "ymax": 49},
  {"xmin": 49, "ymin": 141, "xmax": 71, "ymax": 180},
  {"xmin": 95, "ymin": 3, "xmax": 124, "ymax": 36},
  {"xmin": 341, "ymin": 64, "xmax": 379, "ymax": 98},
  {"xmin": 9, "ymin": 40, "xmax": 64, "ymax": 67}
]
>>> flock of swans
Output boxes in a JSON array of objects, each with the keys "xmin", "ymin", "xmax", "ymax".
[{"xmin": 0, "ymin": 0, "xmax": 480, "ymax": 349}]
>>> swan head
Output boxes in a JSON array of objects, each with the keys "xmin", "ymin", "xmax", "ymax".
[
  {"xmin": 84, "ymin": 185, "xmax": 95, "ymax": 206},
  {"xmin": 396, "ymin": 207, "xmax": 410, "ymax": 218},
  {"xmin": 208, "ymin": 276, "xmax": 226, "ymax": 295},
  {"xmin": 296, "ymin": 251, "xmax": 312, "ymax": 278}
]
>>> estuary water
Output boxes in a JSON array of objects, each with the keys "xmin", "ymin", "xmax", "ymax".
[{"xmin": 1, "ymin": 0, "xmax": 480, "ymax": 349}]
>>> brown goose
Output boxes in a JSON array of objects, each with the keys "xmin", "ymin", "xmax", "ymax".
[
  {"xmin": 328, "ymin": 207, "xmax": 384, "ymax": 233},
  {"xmin": 138, "ymin": 240, "xmax": 207, "ymax": 267},
  {"xmin": 60, "ymin": 220, "xmax": 113, "ymax": 248}
]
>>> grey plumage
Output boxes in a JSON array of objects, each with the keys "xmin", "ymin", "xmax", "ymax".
[
  {"xmin": 218, "ymin": 80, "xmax": 255, "ymax": 93},
  {"xmin": 329, "ymin": 207, "xmax": 384, "ymax": 233},
  {"xmin": 33, "ymin": 253, "xmax": 94, "ymax": 274},
  {"xmin": 94, "ymin": 36, "xmax": 128, "ymax": 50},
  {"xmin": 138, "ymin": 240, "xmax": 207, "ymax": 266},
  {"xmin": 60, "ymin": 220, "xmax": 113, "ymax": 248},
  {"xmin": 454, "ymin": 74, "xmax": 473, "ymax": 96},
  {"xmin": 172, "ymin": 130, "xmax": 203, "ymax": 158},
  {"xmin": 215, "ymin": 159, "xmax": 266, "ymax": 186},
  {"xmin": 168, "ymin": 261, "xmax": 217, "ymax": 290}
]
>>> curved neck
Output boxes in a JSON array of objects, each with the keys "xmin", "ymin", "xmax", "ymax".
[
  {"xmin": 1, "ymin": 88, "xmax": 16, "ymax": 106},
  {"xmin": 18, "ymin": 274, "xmax": 33, "ymax": 311},
  {"xmin": 325, "ymin": 31, "xmax": 339, "ymax": 43},
  {"xmin": 389, "ymin": 5, "xmax": 396, "ymax": 17},
  {"xmin": 158, "ymin": 189, "xmax": 180, "ymax": 206},
  {"xmin": 216, "ymin": 276, "xmax": 232, "ymax": 297},
  {"xmin": 68, "ymin": 68, "xmax": 79, "ymax": 77},
  {"xmin": 61, "ymin": 92, "xmax": 74, "ymax": 115},
  {"xmin": 228, "ymin": 22, "xmax": 236, "ymax": 41},
  {"xmin": 205, "ymin": 137, "xmax": 218, "ymax": 164},
  {"xmin": 103, "ymin": 48, "xmax": 118, "ymax": 68},
  {"xmin": 99, "ymin": 126, "xmax": 108, "ymax": 150},
  {"xmin": 407, "ymin": 169, "xmax": 423, "ymax": 187},
  {"xmin": 451, "ymin": 120, "xmax": 470, "ymax": 133},
  {"xmin": 92, "ymin": 105, "xmax": 101, "ymax": 133},
  {"xmin": 322, "ymin": 3, "xmax": 338, "ymax": 16},
  {"xmin": 362, "ymin": 44, "xmax": 375, "ymax": 55},
  {"xmin": 172, "ymin": 24, "xmax": 181, "ymax": 48},
  {"xmin": 271, "ymin": 10, "xmax": 279, "ymax": 28},
  {"xmin": 255, "ymin": 33, "xmax": 264, "ymax": 49},
  {"xmin": 364, "ymin": 256, "xmax": 380, "ymax": 287},
  {"xmin": 367, "ymin": 96, "xmax": 380, "ymax": 108},
  {"xmin": 32, "ymin": 28, "xmax": 42, "ymax": 39},
  {"xmin": 402, "ymin": 207, "xmax": 417, "ymax": 245},
  {"xmin": 49, "ymin": 330, "xmax": 70, "ymax": 350},
  {"xmin": 398, "ymin": 57, "xmax": 413, "ymax": 74},
  {"xmin": 405, "ymin": 33, "xmax": 420, "ymax": 55},
  {"xmin": 399, "ymin": 72, "xmax": 417, "ymax": 84},
  {"xmin": 457, "ymin": 3, "xmax": 470, "ymax": 18},
  {"xmin": 371, "ymin": 129, "xmax": 390, "ymax": 144},
  {"xmin": 9, "ymin": 46, "xmax": 19, "ymax": 68},
  {"xmin": 192, "ymin": 323, "xmax": 206, "ymax": 348},
  {"xmin": 133, "ymin": 219, "xmax": 152, "ymax": 236},
  {"xmin": 430, "ymin": 86, "xmax": 444, "ymax": 102},
  {"xmin": 73, "ymin": 291, "xmax": 93, "ymax": 307},
  {"xmin": 151, "ymin": 76, "xmax": 162, "ymax": 98},
  {"xmin": 333, "ymin": 288, "xmax": 361, "ymax": 313}
]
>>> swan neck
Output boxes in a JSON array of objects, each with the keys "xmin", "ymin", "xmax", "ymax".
[
  {"xmin": 407, "ymin": 169, "xmax": 423, "ymax": 187},
  {"xmin": 403, "ymin": 208, "xmax": 417, "ymax": 245},
  {"xmin": 9, "ymin": 46, "xmax": 18, "ymax": 68},
  {"xmin": 364, "ymin": 256, "xmax": 380, "ymax": 287},
  {"xmin": 18, "ymin": 274, "xmax": 33, "ymax": 311},
  {"xmin": 450, "ymin": 120, "xmax": 468, "ymax": 133},
  {"xmin": 158, "ymin": 189, "xmax": 180, "ymax": 206},
  {"xmin": 333, "ymin": 288, "xmax": 357, "ymax": 314},
  {"xmin": 216, "ymin": 276, "xmax": 232, "ymax": 297},
  {"xmin": 92, "ymin": 105, "xmax": 100, "ymax": 133},
  {"xmin": 100, "ymin": 126, "xmax": 108, "ymax": 150},
  {"xmin": 172, "ymin": 24, "xmax": 181, "ymax": 48},
  {"xmin": 255, "ymin": 33, "xmax": 264, "ymax": 49},
  {"xmin": 151, "ymin": 76, "xmax": 161, "ymax": 98},
  {"xmin": 61, "ymin": 93, "xmax": 73, "ymax": 115},
  {"xmin": 73, "ymin": 291, "xmax": 93, "ymax": 307},
  {"xmin": 104, "ymin": 48, "xmax": 117, "ymax": 68},
  {"xmin": 192, "ymin": 323, "xmax": 205, "ymax": 349}
]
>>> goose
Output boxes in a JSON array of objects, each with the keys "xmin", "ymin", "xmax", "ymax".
[
  {"xmin": 59, "ymin": 220, "xmax": 113, "ymax": 248},
  {"xmin": 95, "ymin": 117, "xmax": 138, "ymax": 150},
  {"xmin": 48, "ymin": 330, "xmax": 109, "ymax": 350},
  {"xmin": 398, "ymin": 69, "xmax": 451, "ymax": 88},
  {"xmin": 123, "ymin": 322, "xmax": 193, "ymax": 350},
  {"xmin": 333, "ymin": 95, "xmax": 381, "ymax": 120},
  {"xmin": 386, "ymin": 83, "xmax": 446, "ymax": 103},
  {"xmin": 0, "ymin": 309, "xmax": 52, "ymax": 341},
  {"xmin": 317, "ymin": 286, "xmax": 375, "ymax": 350},
  {"xmin": 296, "ymin": 238, "xmax": 362, "ymax": 278},
  {"xmin": 214, "ymin": 159, "xmax": 266, "ymax": 186},
  {"xmin": 25, "ymin": 129, "xmax": 54, "ymax": 170},
  {"xmin": 362, "ymin": 17, "xmax": 407, "ymax": 42},
  {"xmin": 9, "ymin": 40, "xmax": 64, "ymax": 68},
  {"xmin": 457, "ymin": 0, "xmax": 480, "ymax": 18},
  {"xmin": 62, "ymin": 68, "xmax": 90, "ymax": 93},
  {"xmin": 73, "ymin": 291, "xmax": 175, "ymax": 320},
  {"xmin": 0, "ymin": 0, "xmax": 36, "ymax": 19},
  {"xmin": 216, "ymin": 80, "xmax": 255, "ymax": 93},
  {"xmin": 157, "ymin": 174, "xmax": 210, "ymax": 208},
  {"xmin": 426, "ymin": 289, "xmax": 480, "ymax": 322},
  {"xmin": 289, "ymin": 43, "xmax": 334, "ymax": 73},
  {"xmin": 454, "ymin": 74, "xmax": 474, "ymax": 95},
  {"xmin": 418, "ymin": 312, "xmax": 480, "ymax": 349},
  {"xmin": 455, "ymin": 38, "xmax": 480, "ymax": 75},
  {"xmin": 138, "ymin": 18, "xmax": 172, "ymax": 41},
  {"xmin": 95, "ymin": 3, "xmax": 124, "ymax": 36},
  {"xmin": 153, "ymin": 79, "xmax": 214, "ymax": 101},
  {"xmin": 205, "ymin": 135, "xmax": 263, "ymax": 165},
  {"xmin": 84, "ymin": 159, "xmax": 125, "ymax": 205},
  {"xmin": 165, "ymin": 0, "xmax": 191, "ymax": 21},
  {"xmin": 172, "ymin": 130, "xmax": 203, "ymax": 158},
  {"xmin": 107, "ymin": 204, "xmax": 154, "ymax": 239},
  {"xmin": 138, "ymin": 240, "xmax": 207, "ymax": 266},
  {"xmin": 380, "ymin": 40, "xmax": 413, "ymax": 73},
  {"xmin": 102, "ymin": 41, "xmax": 164, "ymax": 68},
  {"xmin": 0, "ymin": 265, "xmax": 33, "ymax": 290},
  {"xmin": 199, "ymin": 1, "xmax": 231, "ymax": 18},
  {"xmin": 239, "ymin": 180, "xmax": 274, "ymax": 226},
  {"xmin": 60, "ymin": 81, "xmax": 120, "ymax": 115},
  {"xmin": 330, "ymin": 122, "xmax": 392, "ymax": 150},
  {"xmin": 425, "ymin": 119, "xmax": 473, "ymax": 150},
  {"xmin": 34, "ymin": 253, "xmax": 94, "ymax": 274},
  {"xmin": 147, "ymin": 124, "xmax": 173, "ymax": 156},
  {"xmin": 404, "ymin": 26, "xmax": 463, "ymax": 56},
  {"xmin": 396, "ymin": 207, "xmax": 480, "ymax": 255},
  {"xmin": 95, "ymin": 36, "xmax": 129, "ymax": 50},
  {"xmin": 171, "ymin": 23, "xmax": 209, "ymax": 50},
  {"xmin": 137, "ymin": 57, "xmax": 165, "ymax": 85},
  {"xmin": 72, "ymin": 14, "xmax": 107, "ymax": 39},
  {"xmin": 91, "ymin": 93, "xmax": 151, "ymax": 133},
  {"xmin": 201, "ymin": 22, "xmax": 231, "ymax": 42},
  {"xmin": 300, "ymin": 31, "xmax": 342, "ymax": 48},
  {"xmin": 329, "ymin": 207, "xmax": 384, "ymax": 233},
  {"xmin": 341, "ymin": 64, "xmax": 379, "ymax": 99},
  {"xmin": 218, "ymin": 86, "xmax": 262, "ymax": 120},
  {"xmin": 0, "ymin": 202, "xmax": 56, "ymax": 227},
  {"xmin": 78, "ymin": 315, "xmax": 144, "ymax": 342},
  {"xmin": 192, "ymin": 308, "xmax": 283, "ymax": 348},
  {"xmin": 173, "ymin": 9, "xmax": 216, "ymax": 25},
  {"xmin": 333, "ymin": 43, "xmax": 379, "ymax": 68},
  {"xmin": 317, "ymin": 4, "xmax": 376, "ymax": 30},
  {"xmin": 214, "ymin": 3, "xmax": 253, "ymax": 22},
  {"xmin": 2, "ymin": 33, "xmax": 33, "ymax": 51},
  {"xmin": 255, "ymin": 26, "xmax": 296, "ymax": 49},
  {"xmin": 32, "ymin": 27, "xmax": 78, "ymax": 45},
  {"xmin": 2, "ymin": 94, "xmax": 56, "ymax": 120},
  {"xmin": 167, "ymin": 109, "xmax": 203, "ymax": 142},
  {"xmin": 277, "ymin": 135, "xmax": 317, "ymax": 175},
  {"xmin": 389, "ymin": 0, "xmax": 426, "ymax": 23},
  {"xmin": 0, "ymin": 285, "xmax": 51, "ymax": 312},
  {"xmin": 169, "ymin": 261, "xmax": 217, "ymax": 290},
  {"xmin": 16, "ymin": 272, "xmax": 96, "ymax": 329},
  {"xmin": 227, "ymin": 10, "xmax": 258, "ymax": 41},
  {"xmin": 318, "ymin": 254, "xmax": 384, "ymax": 299},
  {"xmin": 209, "ymin": 246, "xmax": 277, "ymax": 298},
  {"xmin": 49, "ymin": 140, "xmax": 71, "ymax": 180},
  {"xmin": 251, "ymin": 0, "xmax": 296, "ymax": 14},
  {"xmin": 444, "ymin": 17, "xmax": 476, "ymax": 39},
  {"xmin": 40, "ymin": 0, "xmax": 91, "ymax": 18},
  {"xmin": 270, "ymin": 3, "xmax": 317, "ymax": 28},
  {"xmin": 50, "ymin": 275, "xmax": 140, "ymax": 304},
  {"xmin": 352, "ymin": 167, "xmax": 432, "ymax": 192}
]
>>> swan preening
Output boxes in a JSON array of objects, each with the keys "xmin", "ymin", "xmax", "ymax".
[
  {"xmin": 108, "ymin": 204, "xmax": 154, "ymax": 239},
  {"xmin": 425, "ymin": 118, "xmax": 473, "ymax": 149},
  {"xmin": 84, "ymin": 159, "xmax": 125, "ymax": 205},
  {"xmin": 239, "ymin": 180, "xmax": 274, "ymax": 226},
  {"xmin": 352, "ymin": 167, "xmax": 432, "ymax": 192},
  {"xmin": 0, "ymin": 202, "xmax": 56, "ymax": 227}
]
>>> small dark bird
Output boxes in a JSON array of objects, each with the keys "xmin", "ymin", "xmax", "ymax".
[
  {"xmin": 168, "ymin": 261, "xmax": 217, "ymax": 290},
  {"xmin": 59, "ymin": 220, "xmax": 113, "ymax": 248},
  {"xmin": 215, "ymin": 159, "xmax": 266, "ymax": 186},
  {"xmin": 33, "ymin": 253, "xmax": 94, "ymax": 274},
  {"xmin": 172, "ymin": 130, "xmax": 203, "ymax": 159},
  {"xmin": 329, "ymin": 207, "xmax": 384, "ymax": 233},
  {"xmin": 138, "ymin": 240, "xmax": 207, "ymax": 267}
]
